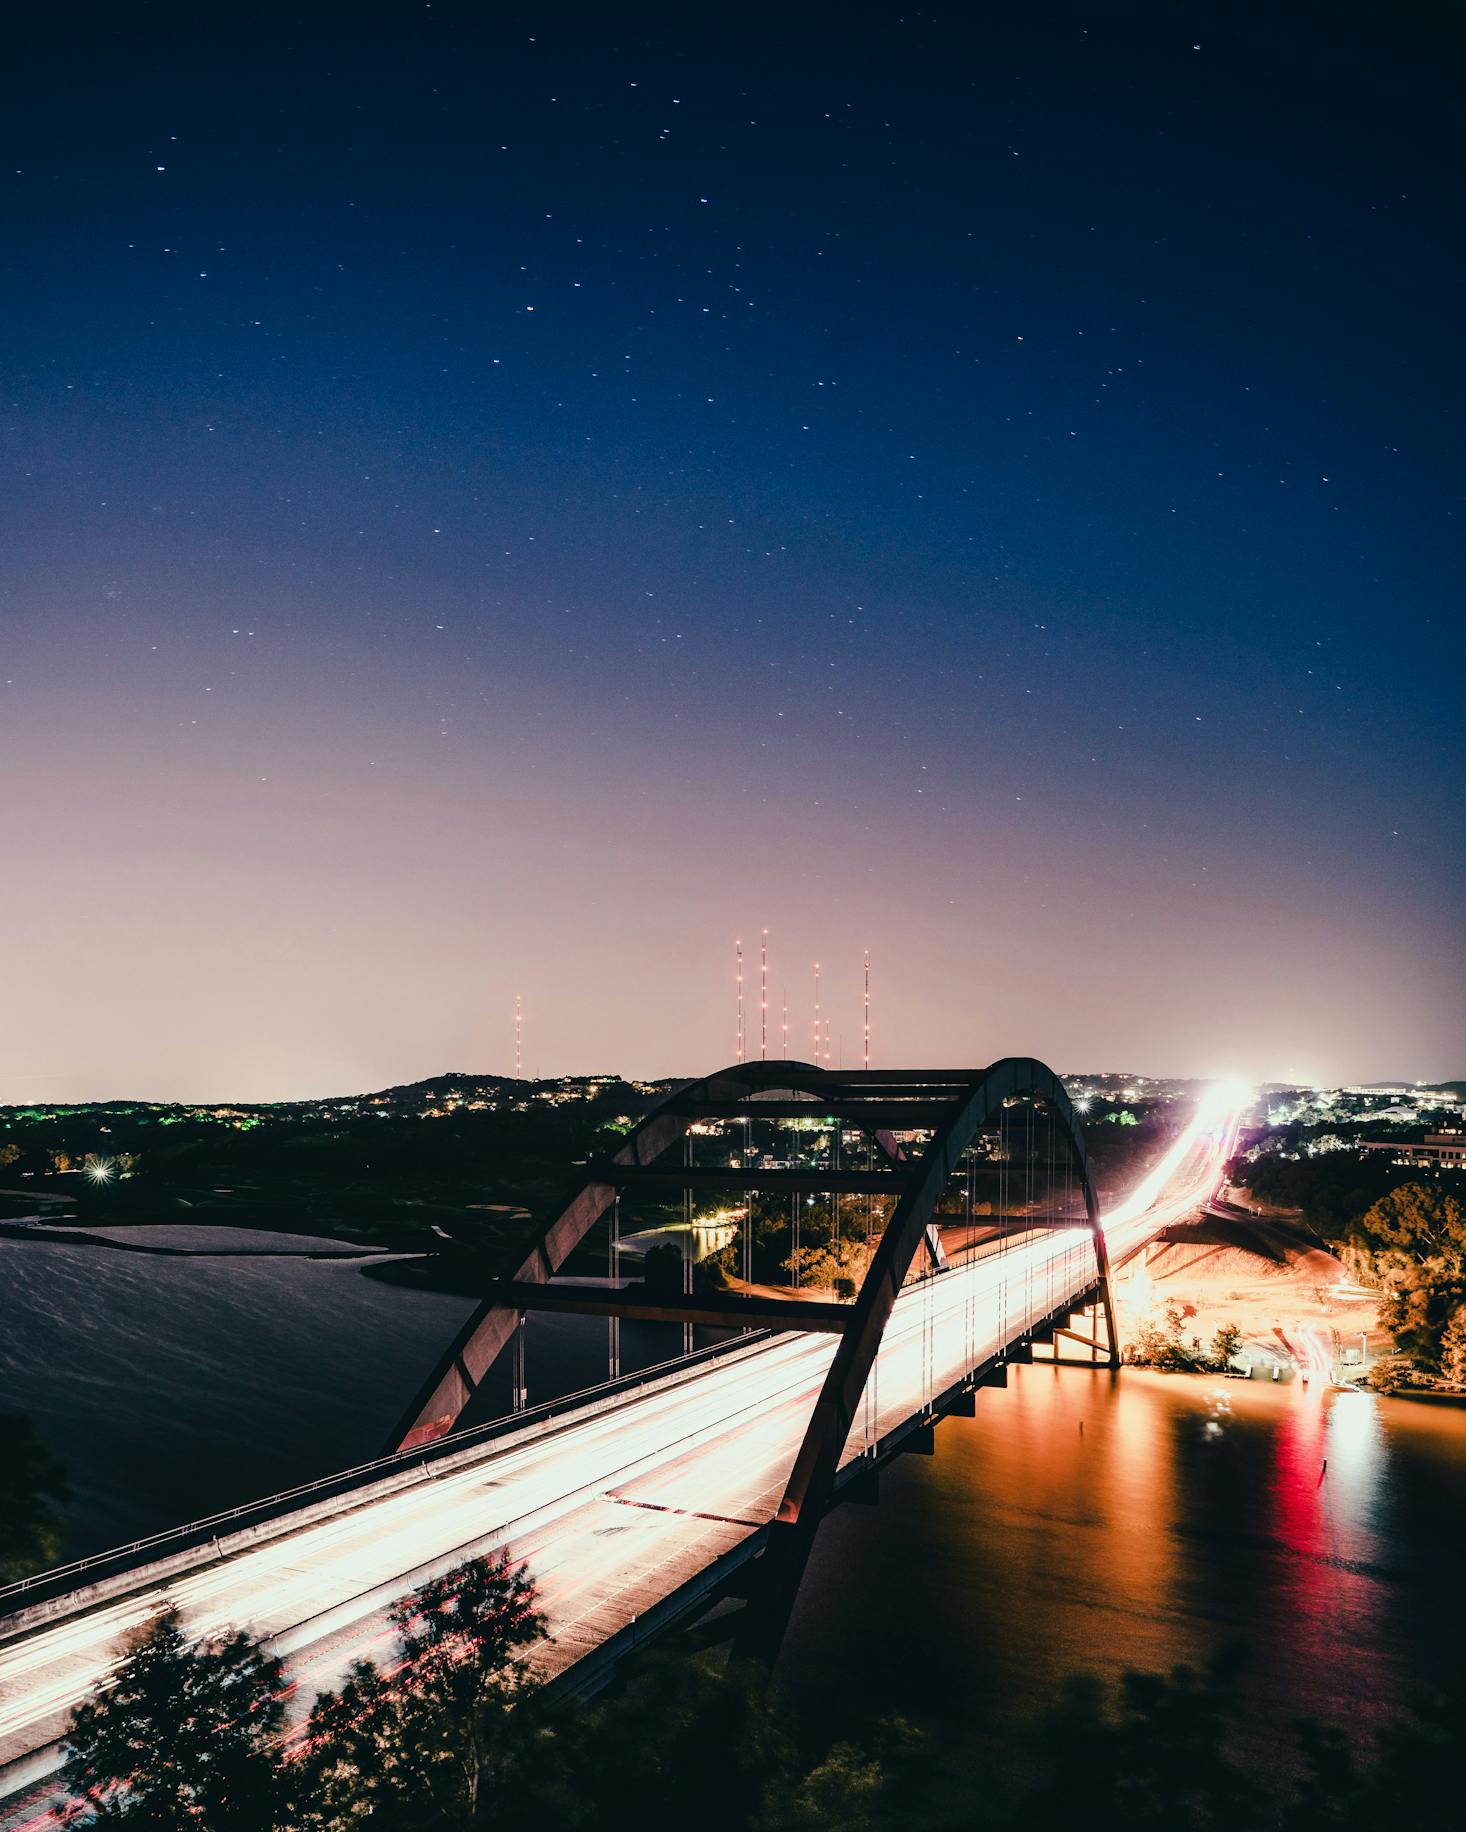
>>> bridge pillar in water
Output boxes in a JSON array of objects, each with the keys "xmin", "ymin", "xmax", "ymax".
[{"xmin": 1032, "ymin": 1294, "xmax": 1118, "ymax": 1367}]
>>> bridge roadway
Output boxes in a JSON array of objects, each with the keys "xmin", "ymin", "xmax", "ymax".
[{"xmin": 0, "ymin": 1091, "xmax": 1240, "ymax": 1814}]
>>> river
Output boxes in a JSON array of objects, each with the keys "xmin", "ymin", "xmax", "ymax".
[
  {"xmin": 3, "ymin": 1237, "xmax": 1462, "ymax": 1750},
  {"xmin": 785, "ymin": 1361, "xmax": 1466, "ymax": 1751}
]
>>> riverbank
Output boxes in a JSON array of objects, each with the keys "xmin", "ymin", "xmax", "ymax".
[{"xmin": 1113, "ymin": 1215, "xmax": 1382, "ymax": 1379}]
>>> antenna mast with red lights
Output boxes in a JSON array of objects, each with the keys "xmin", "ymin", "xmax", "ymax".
[
  {"xmin": 863, "ymin": 950, "xmax": 870, "ymax": 1071},
  {"xmin": 760, "ymin": 929, "xmax": 768, "ymax": 1060}
]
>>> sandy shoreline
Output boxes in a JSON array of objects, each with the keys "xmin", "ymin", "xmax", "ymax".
[{"xmin": 1113, "ymin": 1206, "xmax": 1382, "ymax": 1379}]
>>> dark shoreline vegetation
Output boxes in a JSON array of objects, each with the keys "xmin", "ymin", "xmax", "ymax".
[
  {"xmin": 53, "ymin": 1549, "xmax": 1459, "ymax": 1832},
  {"xmin": 0, "ymin": 1413, "xmax": 71, "ymax": 1584}
]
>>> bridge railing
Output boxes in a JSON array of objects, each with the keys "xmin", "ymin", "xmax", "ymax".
[{"xmin": 0, "ymin": 1328, "xmax": 774, "ymax": 1615}]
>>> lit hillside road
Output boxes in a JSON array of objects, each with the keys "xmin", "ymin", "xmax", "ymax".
[{"xmin": 0, "ymin": 1089, "xmax": 1241, "ymax": 1817}]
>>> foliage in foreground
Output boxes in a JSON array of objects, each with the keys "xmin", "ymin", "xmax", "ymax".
[
  {"xmin": 293, "ymin": 1547, "xmax": 544, "ymax": 1828},
  {"xmin": 57, "ymin": 1558, "xmax": 1462, "ymax": 1832},
  {"xmin": 61, "ymin": 1608, "xmax": 286, "ymax": 1828}
]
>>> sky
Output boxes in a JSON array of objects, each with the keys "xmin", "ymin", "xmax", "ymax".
[{"xmin": 3, "ymin": 1, "xmax": 1462, "ymax": 1100}]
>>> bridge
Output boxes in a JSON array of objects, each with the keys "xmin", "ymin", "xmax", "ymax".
[{"xmin": 0, "ymin": 1060, "xmax": 1243, "ymax": 1816}]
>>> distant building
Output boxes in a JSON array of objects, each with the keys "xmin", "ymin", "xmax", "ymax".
[
  {"xmin": 1360, "ymin": 1129, "xmax": 1466, "ymax": 1168},
  {"xmin": 1343, "ymin": 1085, "xmax": 1463, "ymax": 1107}
]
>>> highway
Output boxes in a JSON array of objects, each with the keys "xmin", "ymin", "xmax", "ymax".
[{"xmin": 0, "ymin": 1085, "xmax": 1242, "ymax": 1814}]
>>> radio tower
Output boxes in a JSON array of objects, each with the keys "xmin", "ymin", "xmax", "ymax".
[
  {"xmin": 781, "ymin": 990, "xmax": 788, "ymax": 1060},
  {"xmin": 760, "ymin": 929, "xmax": 768, "ymax": 1060},
  {"xmin": 863, "ymin": 950, "xmax": 870, "ymax": 1071},
  {"xmin": 813, "ymin": 961, "xmax": 821, "ymax": 1065},
  {"xmin": 736, "ymin": 939, "xmax": 745, "ymax": 1063},
  {"xmin": 515, "ymin": 993, "xmax": 524, "ymax": 1079}
]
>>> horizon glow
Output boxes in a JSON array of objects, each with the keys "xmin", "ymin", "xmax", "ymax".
[{"xmin": 3, "ymin": 11, "xmax": 1461, "ymax": 1101}]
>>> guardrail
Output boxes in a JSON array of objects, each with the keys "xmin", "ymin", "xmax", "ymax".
[{"xmin": 0, "ymin": 1328, "xmax": 773, "ymax": 1612}]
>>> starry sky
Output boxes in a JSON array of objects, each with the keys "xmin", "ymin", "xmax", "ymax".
[{"xmin": 4, "ymin": 1, "xmax": 1462, "ymax": 1101}]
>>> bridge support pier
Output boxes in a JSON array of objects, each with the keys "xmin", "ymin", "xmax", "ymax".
[{"xmin": 1034, "ymin": 1293, "xmax": 1121, "ymax": 1368}]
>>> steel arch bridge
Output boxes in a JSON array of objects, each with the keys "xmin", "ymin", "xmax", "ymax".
[{"xmin": 391, "ymin": 1056, "xmax": 1118, "ymax": 1657}]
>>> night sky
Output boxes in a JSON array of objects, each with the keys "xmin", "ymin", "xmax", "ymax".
[{"xmin": 5, "ymin": 2, "xmax": 1462, "ymax": 1100}]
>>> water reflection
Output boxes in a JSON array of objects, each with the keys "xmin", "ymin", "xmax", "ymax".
[{"xmin": 784, "ymin": 1367, "xmax": 1464, "ymax": 1757}]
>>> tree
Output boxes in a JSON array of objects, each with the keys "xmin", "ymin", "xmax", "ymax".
[
  {"xmin": 1291, "ymin": 1688, "xmax": 1459, "ymax": 1832},
  {"xmin": 0, "ymin": 1141, "xmax": 20, "ymax": 1168},
  {"xmin": 1125, "ymin": 1302, "xmax": 1196, "ymax": 1370},
  {"xmin": 1349, "ymin": 1183, "xmax": 1466, "ymax": 1373},
  {"xmin": 1440, "ymin": 1308, "xmax": 1466, "ymax": 1386},
  {"xmin": 783, "ymin": 1741, "xmax": 889, "ymax": 1832},
  {"xmin": 542, "ymin": 1649, "xmax": 797, "ymax": 1832},
  {"xmin": 297, "ymin": 1550, "xmax": 546, "ymax": 1829},
  {"xmin": 775, "ymin": 1718, "xmax": 924, "ymax": 1832},
  {"xmin": 1165, "ymin": 1299, "xmax": 1198, "ymax": 1337},
  {"xmin": 61, "ymin": 1607, "xmax": 287, "ymax": 1829},
  {"xmin": 1211, "ymin": 1323, "xmax": 1243, "ymax": 1368},
  {"xmin": 294, "ymin": 1658, "xmax": 427, "ymax": 1832},
  {"xmin": 640, "ymin": 1239, "xmax": 687, "ymax": 1297},
  {"xmin": 390, "ymin": 1550, "xmax": 545, "ymax": 1819},
  {"xmin": 1006, "ymin": 1650, "xmax": 1262, "ymax": 1832},
  {"xmin": 784, "ymin": 1233, "xmax": 873, "ymax": 1295},
  {"xmin": 0, "ymin": 1412, "xmax": 70, "ymax": 1582}
]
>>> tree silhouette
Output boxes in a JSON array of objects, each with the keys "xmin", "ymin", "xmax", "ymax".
[
  {"xmin": 390, "ymin": 1550, "xmax": 545, "ymax": 1819},
  {"xmin": 61, "ymin": 1606, "xmax": 286, "ymax": 1829},
  {"xmin": 296, "ymin": 1550, "xmax": 546, "ymax": 1828}
]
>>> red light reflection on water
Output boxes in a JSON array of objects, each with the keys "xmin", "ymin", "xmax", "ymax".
[{"xmin": 1260, "ymin": 1381, "xmax": 1392, "ymax": 1734}]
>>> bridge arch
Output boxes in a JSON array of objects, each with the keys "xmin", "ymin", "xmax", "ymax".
[
  {"xmin": 389, "ymin": 1056, "xmax": 1114, "ymax": 1652},
  {"xmin": 393, "ymin": 1058, "xmax": 1111, "ymax": 1441},
  {"xmin": 773, "ymin": 1057, "xmax": 1111, "ymax": 1524}
]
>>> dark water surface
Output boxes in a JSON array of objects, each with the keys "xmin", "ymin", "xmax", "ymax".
[
  {"xmin": 0, "ymin": 1237, "xmax": 714, "ymax": 1550},
  {"xmin": 4, "ymin": 1239, "xmax": 1463, "ymax": 1749},
  {"xmin": 786, "ymin": 1363, "xmax": 1466, "ymax": 1750},
  {"xmin": 0, "ymin": 1239, "xmax": 477, "ymax": 1548}
]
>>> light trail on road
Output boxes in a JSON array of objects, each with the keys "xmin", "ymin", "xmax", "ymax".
[{"xmin": 0, "ymin": 1085, "xmax": 1243, "ymax": 1816}]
